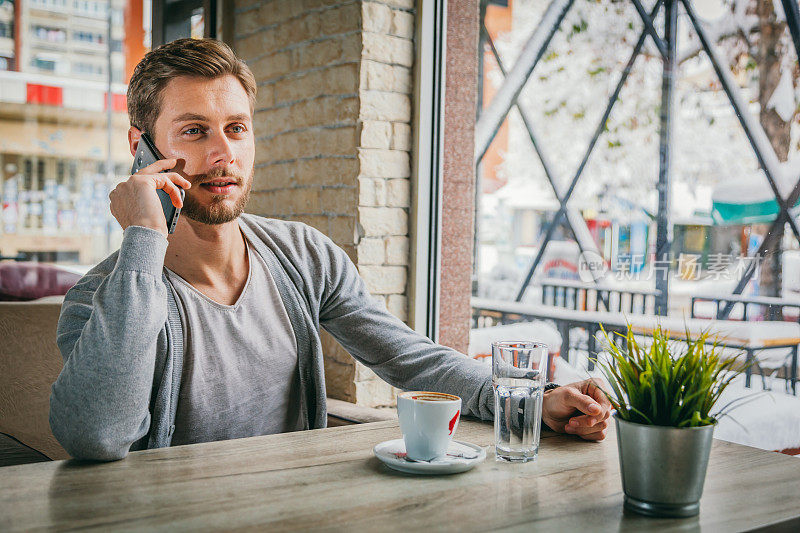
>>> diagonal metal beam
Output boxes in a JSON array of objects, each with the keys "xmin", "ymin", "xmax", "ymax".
[
  {"xmin": 682, "ymin": 0, "xmax": 800, "ymax": 244},
  {"xmin": 514, "ymin": 0, "xmax": 664, "ymax": 301},
  {"xmin": 484, "ymin": 28, "xmax": 602, "ymax": 266},
  {"xmin": 631, "ymin": 0, "xmax": 667, "ymax": 57},
  {"xmin": 781, "ymin": 0, "xmax": 800, "ymax": 62},
  {"xmin": 682, "ymin": 0, "xmax": 800, "ymax": 316},
  {"xmin": 557, "ymin": 0, "xmax": 663, "ymax": 237},
  {"xmin": 683, "ymin": 0, "xmax": 800, "ymax": 318},
  {"xmin": 474, "ymin": 0, "xmax": 574, "ymax": 166},
  {"xmin": 484, "ymin": 31, "xmax": 559, "ymax": 198}
]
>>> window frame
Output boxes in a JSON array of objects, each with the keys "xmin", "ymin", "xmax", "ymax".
[{"xmin": 409, "ymin": 0, "xmax": 447, "ymax": 341}]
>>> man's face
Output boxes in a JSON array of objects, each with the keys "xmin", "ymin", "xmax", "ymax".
[{"xmin": 149, "ymin": 74, "xmax": 255, "ymax": 225}]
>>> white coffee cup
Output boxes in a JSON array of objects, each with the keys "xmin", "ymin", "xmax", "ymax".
[{"xmin": 397, "ymin": 391, "xmax": 462, "ymax": 461}]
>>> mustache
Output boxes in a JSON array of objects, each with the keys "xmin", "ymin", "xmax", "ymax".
[{"xmin": 189, "ymin": 168, "xmax": 247, "ymax": 185}]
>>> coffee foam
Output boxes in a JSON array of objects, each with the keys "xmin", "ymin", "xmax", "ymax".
[{"xmin": 400, "ymin": 391, "xmax": 460, "ymax": 402}]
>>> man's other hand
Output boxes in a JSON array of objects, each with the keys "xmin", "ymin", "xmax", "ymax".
[{"xmin": 542, "ymin": 379, "xmax": 612, "ymax": 441}]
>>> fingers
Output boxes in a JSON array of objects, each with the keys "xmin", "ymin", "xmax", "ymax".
[
  {"xmin": 136, "ymin": 157, "xmax": 179, "ymax": 175},
  {"xmin": 172, "ymin": 176, "xmax": 191, "ymax": 190},
  {"xmin": 564, "ymin": 416, "xmax": 608, "ymax": 440},
  {"xmin": 151, "ymin": 174, "xmax": 185, "ymax": 208},
  {"xmin": 134, "ymin": 159, "xmax": 193, "ymax": 189},
  {"xmin": 148, "ymin": 170, "xmax": 192, "ymax": 190},
  {"xmin": 568, "ymin": 412, "xmax": 609, "ymax": 428},
  {"xmin": 561, "ymin": 387, "xmax": 603, "ymax": 416},
  {"xmin": 582, "ymin": 379, "xmax": 613, "ymax": 410},
  {"xmin": 163, "ymin": 171, "xmax": 192, "ymax": 190},
  {"xmin": 577, "ymin": 428, "xmax": 607, "ymax": 441}
]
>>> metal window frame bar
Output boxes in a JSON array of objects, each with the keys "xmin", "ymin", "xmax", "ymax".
[
  {"xmin": 630, "ymin": 0, "xmax": 667, "ymax": 57},
  {"xmin": 474, "ymin": 0, "xmax": 574, "ymax": 165},
  {"xmin": 203, "ymin": 0, "xmax": 218, "ymax": 39},
  {"xmin": 152, "ymin": 0, "xmax": 165, "ymax": 47},
  {"xmin": 409, "ymin": 0, "xmax": 447, "ymax": 340},
  {"xmin": 482, "ymin": 27, "xmax": 602, "ymax": 274},
  {"xmin": 654, "ymin": 0, "xmax": 678, "ymax": 315},
  {"xmin": 682, "ymin": 0, "xmax": 798, "ymax": 233},
  {"xmin": 509, "ymin": 0, "xmax": 665, "ymax": 302},
  {"xmin": 476, "ymin": 0, "xmax": 800, "ymax": 315},
  {"xmin": 681, "ymin": 0, "xmax": 800, "ymax": 318},
  {"xmin": 151, "ymin": 0, "xmax": 217, "ymax": 46}
]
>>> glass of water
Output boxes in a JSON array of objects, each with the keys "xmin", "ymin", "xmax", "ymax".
[{"xmin": 492, "ymin": 341, "xmax": 548, "ymax": 462}]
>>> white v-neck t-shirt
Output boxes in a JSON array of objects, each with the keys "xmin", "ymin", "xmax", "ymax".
[{"xmin": 164, "ymin": 238, "xmax": 303, "ymax": 446}]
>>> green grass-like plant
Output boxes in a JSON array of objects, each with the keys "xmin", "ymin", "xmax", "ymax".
[{"xmin": 593, "ymin": 324, "xmax": 747, "ymax": 428}]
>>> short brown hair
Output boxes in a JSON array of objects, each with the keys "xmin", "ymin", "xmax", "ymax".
[{"xmin": 127, "ymin": 38, "xmax": 257, "ymax": 135}]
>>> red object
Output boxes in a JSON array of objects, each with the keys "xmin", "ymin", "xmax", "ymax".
[
  {"xmin": 104, "ymin": 93, "xmax": 127, "ymax": 112},
  {"xmin": 26, "ymin": 84, "xmax": 63, "ymax": 106},
  {"xmin": 124, "ymin": 0, "xmax": 147, "ymax": 83},
  {"xmin": 449, "ymin": 410, "xmax": 460, "ymax": 435},
  {"xmin": 542, "ymin": 258, "xmax": 578, "ymax": 273},
  {"xmin": 0, "ymin": 262, "xmax": 81, "ymax": 301}
]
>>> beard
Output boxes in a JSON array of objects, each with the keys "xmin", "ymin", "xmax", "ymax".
[{"xmin": 182, "ymin": 167, "xmax": 253, "ymax": 225}]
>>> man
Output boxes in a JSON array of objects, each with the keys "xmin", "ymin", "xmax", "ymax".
[{"xmin": 50, "ymin": 38, "xmax": 610, "ymax": 461}]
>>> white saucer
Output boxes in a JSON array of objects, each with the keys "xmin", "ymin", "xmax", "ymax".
[{"xmin": 373, "ymin": 439, "xmax": 486, "ymax": 475}]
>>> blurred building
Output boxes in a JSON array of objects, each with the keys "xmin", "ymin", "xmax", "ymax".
[{"xmin": 0, "ymin": 0, "xmax": 147, "ymax": 264}]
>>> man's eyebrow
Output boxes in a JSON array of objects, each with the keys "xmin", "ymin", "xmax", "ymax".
[{"xmin": 171, "ymin": 113, "xmax": 251, "ymax": 123}]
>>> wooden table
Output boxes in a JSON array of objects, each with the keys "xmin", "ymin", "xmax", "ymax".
[{"xmin": 2, "ymin": 419, "xmax": 800, "ymax": 531}]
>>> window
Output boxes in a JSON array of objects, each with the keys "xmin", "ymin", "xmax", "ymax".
[
  {"xmin": 471, "ymin": 0, "xmax": 800, "ymax": 453},
  {"xmin": 31, "ymin": 57, "xmax": 57, "ymax": 71},
  {"xmin": 73, "ymin": 30, "xmax": 104, "ymax": 44},
  {"xmin": 73, "ymin": 62, "xmax": 104, "ymax": 76},
  {"xmin": 32, "ymin": 25, "xmax": 67, "ymax": 43},
  {"xmin": 0, "ymin": 21, "xmax": 13, "ymax": 39},
  {"xmin": 153, "ymin": 0, "xmax": 220, "ymax": 46},
  {"xmin": 73, "ymin": 0, "xmax": 106, "ymax": 18},
  {"xmin": 111, "ymin": 8, "xmax": 123, "ymax": 26},
  {"xmin": 474, "ymin": 0, "xmax": 800, "ymax": 308},
  {"xmin": 0, "ymin": 0, "xmax": 151, "ymax": 268},
  {"xmin": 410, "ymin": 0, "xmax": 446, "ymax": 338}
]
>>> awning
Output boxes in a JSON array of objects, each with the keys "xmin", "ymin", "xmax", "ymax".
[
  {"xmin": 711, "ymin": 169, "xmax": 800, "ymax": 225},
  {"xmin": 711, "ymin": 198, "xmax": 795, "ymax": 225}
]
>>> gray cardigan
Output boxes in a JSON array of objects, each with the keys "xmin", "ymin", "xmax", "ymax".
[{"xmin": 50, "ymin": 214, "xmax": 494, "ymax": 461}]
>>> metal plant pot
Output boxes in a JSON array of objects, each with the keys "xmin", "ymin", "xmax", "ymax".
[{"xmin": 615, "ymin": 415, "xmax": 715, "ymax": 518}]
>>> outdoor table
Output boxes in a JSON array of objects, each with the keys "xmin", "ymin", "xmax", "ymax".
[
  {"xmin": 472, "ymin": 298, "xmax": 800, "ymax": 393},
  {"xmin": 2, "ymin": 418, "xmax": 800, "ymax": 531}
]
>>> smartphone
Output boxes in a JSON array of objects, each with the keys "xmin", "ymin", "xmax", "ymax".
[{"xmin": 130, "ymin": 132, "xmax": 184, "ymax": 234}]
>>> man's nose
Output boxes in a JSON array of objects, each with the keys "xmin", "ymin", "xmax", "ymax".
[{"xmin": 207, "ymin": 131, "xmax": 236, "ymax": 167}]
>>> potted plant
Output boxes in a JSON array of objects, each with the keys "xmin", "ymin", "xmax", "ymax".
[{"xmin": 594, "ymin": 324, "xmax": 746, "ymax": 518}]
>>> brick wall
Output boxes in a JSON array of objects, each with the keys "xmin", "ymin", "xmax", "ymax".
[{"xmin": 233, "ymin": 0, "xmax": 415, "ymax": 407}]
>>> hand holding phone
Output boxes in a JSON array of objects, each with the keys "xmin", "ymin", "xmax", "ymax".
[
  {"xmin": 130, "ymin": 133, "xmax": 185, "ymax": 234},
  {"xmin": 109, "ymin": 134, "xmax": 192, "ymax": 236}
]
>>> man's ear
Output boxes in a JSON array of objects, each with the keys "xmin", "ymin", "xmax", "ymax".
[{"xmin": 128, "ymin": 126, "xmax": 142, "ymax": 157}]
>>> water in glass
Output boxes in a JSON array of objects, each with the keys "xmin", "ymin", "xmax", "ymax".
[{"xmin": 492, "ymin": 341, "xmax": 547, "ymax": 462}]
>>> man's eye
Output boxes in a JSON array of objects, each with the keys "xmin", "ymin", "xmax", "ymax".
[
  {"xmin": 184, "ymin": 127, "xmax": 203, "ymax": 135},
  {"xmin": 230, "ymin": 125, "xmax": 245, "ymax": 133}
]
